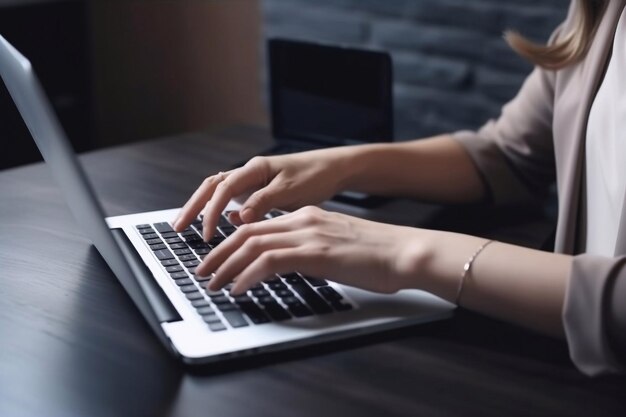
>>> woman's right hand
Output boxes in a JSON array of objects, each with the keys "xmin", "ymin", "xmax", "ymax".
[{"xmin": 172, "ymin": 147, "xmax": 353, "ymax": 240}]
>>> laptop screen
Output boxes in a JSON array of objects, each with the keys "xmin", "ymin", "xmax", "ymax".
[{"xmin": 269, "ymin": 39, "xmax": 393, "ymax": 146}]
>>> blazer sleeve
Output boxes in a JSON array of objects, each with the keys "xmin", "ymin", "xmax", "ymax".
[
  {"xmin": 565, "ymin": 255, "xmax": 626, "ymax": 376},
  {"xmin": 451, "ymin": 65, "xmax": 557, "ymax": 204},
  {"xmin": 449, "ymin": 7, "xmax": 577, "ymax": 205}
]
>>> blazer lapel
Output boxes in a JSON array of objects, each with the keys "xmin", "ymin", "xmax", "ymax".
[
  {"xmin": 554, "ymin": 0, "xmax": 626, "ymax": 254},
  {"xmin": 613, "ymin": 5, "xmax": 626, "ymax": 255}
]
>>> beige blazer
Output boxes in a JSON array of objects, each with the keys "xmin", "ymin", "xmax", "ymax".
[{"xmin": 453, "ymin": 0, "xmax": 626, "ymax": 375}]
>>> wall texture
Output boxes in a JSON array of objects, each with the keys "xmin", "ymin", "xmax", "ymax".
[{"xmin": 261, "ymin": 0, "xmax": 569, "ymax": 140}]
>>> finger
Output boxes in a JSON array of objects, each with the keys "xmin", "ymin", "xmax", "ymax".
[
  {"xmin": 173, "ymin": 171, "xmax": 230, "ymax": 232},
  {"xmin": 227, "ymin": 211, "xmax": 243, "ymax": 226},
  {"xmin": 207, "ymin": 230, "xmax": 306, "ymax": 291},
  {"xmin": 229, "ymin": 247, "xmax": 312, "ymax": 295},
  {"xmin": 196, "ymin": 217, "xmax": 297, "ymax": 277},
  {"xmin": 201, "ymin": 164, "xmax": 268, "ymax": 241},
  {"xmin": 239, "ymin": 184, "xmax": 292, "ymax": 224}
]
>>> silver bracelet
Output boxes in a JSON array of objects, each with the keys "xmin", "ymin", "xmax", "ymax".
[{"xmin": 454, "ymin": 239, "xmax": 496, "ymax": 306}]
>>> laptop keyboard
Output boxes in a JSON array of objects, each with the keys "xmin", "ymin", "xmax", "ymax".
[{"xmin": 135, "ymin": 213, "xmax": 353, "ymax": 332}]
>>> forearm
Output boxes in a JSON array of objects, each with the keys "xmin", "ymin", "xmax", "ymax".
[
  {"xmin": 340, "ymin": 135, "xmax": 486, "ymax": 203},
  {"xmin": 403, "ymin": 232, "xmax": 571, "ymax": 337}
]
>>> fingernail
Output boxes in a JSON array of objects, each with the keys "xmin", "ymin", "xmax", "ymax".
[{"xmin": 208, "ymin": 278, "xmax": 220, "ymax": 291}]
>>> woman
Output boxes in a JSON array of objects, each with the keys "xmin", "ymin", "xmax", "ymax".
[{"xmin": 174, "ymin": 0, "xmax": 625, "ymax": 376}]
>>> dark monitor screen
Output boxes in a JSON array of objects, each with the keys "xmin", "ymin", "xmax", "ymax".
[{"xmin": 269, "ymin": 39, "xmax": 393, "ymax": 145}]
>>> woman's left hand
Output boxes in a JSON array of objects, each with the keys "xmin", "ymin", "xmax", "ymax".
[{"xmin": 197, "ymin": 206, "xmax": 432, "ymax": 296}]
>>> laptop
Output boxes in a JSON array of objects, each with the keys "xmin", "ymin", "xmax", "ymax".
[
  {"xmin": 264, "ymin": 38, "xmax": 394, "ymax": 155},
  {"xmin": 265, "ymin": 38, "xmax": 395, "ymax": 206},
  {"xmin": 0, "ymin": 34, "xmax": 454, "ymax": 364}
]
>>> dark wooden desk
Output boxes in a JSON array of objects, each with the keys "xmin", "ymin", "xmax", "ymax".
[{"xmin": 1, "ymin": 126, "xmax": 624, "ymax": 417}]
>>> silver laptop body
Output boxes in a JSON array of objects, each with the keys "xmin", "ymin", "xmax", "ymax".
[{"xmin": 0, "ymin": 34, "xmax": 454, "ymax": 364}]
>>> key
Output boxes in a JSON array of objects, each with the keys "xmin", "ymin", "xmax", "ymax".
[
  {"xmin": 331, "ymin": 301, "xmax": 353, "ymax": 311},
  {"xmin": 281, "ymin": 296, "xmax": 300, "ymax": 306},
  {"xmin": 154, "ymin": 249, "xmax": 174, "ymax": 260},
  {"xmin": 178, "ymin": 254, "xmax": 197, "ymax": 262},
  {"xmin": 222, "ymin": 311, "xmax": 249, "ymax": 328},
  {"xmin": 274, "ymin": 289, "xmax": 293, "ymax": 298},
  {"xmin": 196, "ymin": 306, "xmax": 215, "ymax": 315},
  {"xmin": 251, "ymin": 288, "xmax": 269, "ymax": 297},
  {"xmin": 303, "ymin": 276, "xmax": 328, "ymax": 287},
  {"xmin": 209, "ymin": 235, "xmax": 225, "ymax": 247},
  {"xmin": 170, "ymin": 272, "xmax": 188, "ymax": 279},
  {"xmin": 161, "ymin": 259, "xmax": 179, "ymax": 267},
  {"xmin": 318, "ymin": 286, "xmax": 343, "ymax": 302},
  {"xmin": 263, "ymin": 302, "xmax": 291, "ymax": 321},
  {"xmin": 188, "ymin": 241, "xmax": 210, "ymax": 250},
  {"xmin": 136, "ymin": 224, "xmax": 151, "ymax": 229},
  {"xmin": 154, "ymin": 222, "xmax": 175, "ymax": 233},
  {"xmin": 282, "ymin": 273, "xmax": 304, "ymax": 284},
  {"xmin": 216, "ymin": 303, "xmax": 238, "ymax": 311},
  {"xmin": 166, "ymin": 265, "xmax": 183, "ymax": 273},
  {"xmin": 210, "ymin": 295, "xmax": 231, "ymax": 304},
  {"xmin": 184, "ymin": 234, "xmax": 203, "ymax": 243},
  {"xmin": 186, "ymin": 292, "xmax": 204, "ymax": 301},
  {"xmin": 257, "ymin": 296, "xmax": 275, "ymax": 305},
  {"xmin": 219, "ymin": 225, "xmax": 237, "ymax": 236},
  {"xmin": 146, "ymin": 238, "xmax": 163, "ymax": 246},
  {"xmin": 179, "ymin": 285, "xmax": 198, "ymax": 293},
  {"xmin": 237, "ymin": 301, "xmax": 270, "ymax": 324},
  {"xmin": 183, "ymin": 259, "xmax": 200, "ymax": 268},
  {"xmin": 202, "ymin": 313, "xmax": 221, "ymax": 324},
  {"xmin": 232, "ymin": 295, "xmax": 253, "ymax": 303},
  {"xmin": 174, "ymin": 278, "xmax": 194, "ymax": 286},
  {"xmin": 191, "ymin": 299, "xmax": 211, "ymax": 308},
  {"xmin": 217, "ymin": 215, "xmax": 231, "ymax": 229},
  {"xmin": 206, "ymin": 289, "xmax": 224, "ymax": 297},
  {"xmin": 290, "ymin": 283, "xmax": 332, "ymax": 314},
  {"xmin": 287, "ymin": 302, "xmax": 313, "ymax": 317},
  {"xmin": 268, "ymin": 281, "xmax": 287, "ymax": 290},
  {"xmin": 208, "ymin": 321, "xmax": 227, "ymax": 332},
  {"xmin": 150, "ymin": 244, "xmax": 167, "ymax": 251}
]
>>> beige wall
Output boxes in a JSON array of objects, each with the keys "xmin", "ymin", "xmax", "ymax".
[{"xmin": 91, "ymin": 0, "xmax": 266, "ymax": 146}]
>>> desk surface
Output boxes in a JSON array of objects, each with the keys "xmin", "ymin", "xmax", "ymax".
[{"xmin": 1, "ymin": 126, "xmax": 624, "ymax": 417}]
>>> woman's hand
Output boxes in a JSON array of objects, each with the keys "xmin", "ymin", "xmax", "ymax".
[
  {"xmin": 173, "ymin": 148, "xmax": 354, "ymax": 239},
  {"xmin": 197, "ymin": 206, "xmax": 431, "ymax": 296}
]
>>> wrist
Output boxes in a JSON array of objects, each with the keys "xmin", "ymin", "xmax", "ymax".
[
  {"xmin": 337, "ymin": 143, "xmax": 387, "ymax": 192},
  {"xmin": 397, "ymin": 229, "xmax": 488, "ymax": 302}
]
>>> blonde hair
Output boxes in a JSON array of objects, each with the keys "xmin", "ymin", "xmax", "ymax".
[{"xmin": 505, "ymin": 0, "xmax": 606, "ymax": 70}]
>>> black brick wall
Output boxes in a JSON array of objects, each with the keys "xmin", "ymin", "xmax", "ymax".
[{"xmin": 261, "ymin": 0, "xmax": 569, "ymax": 140}]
